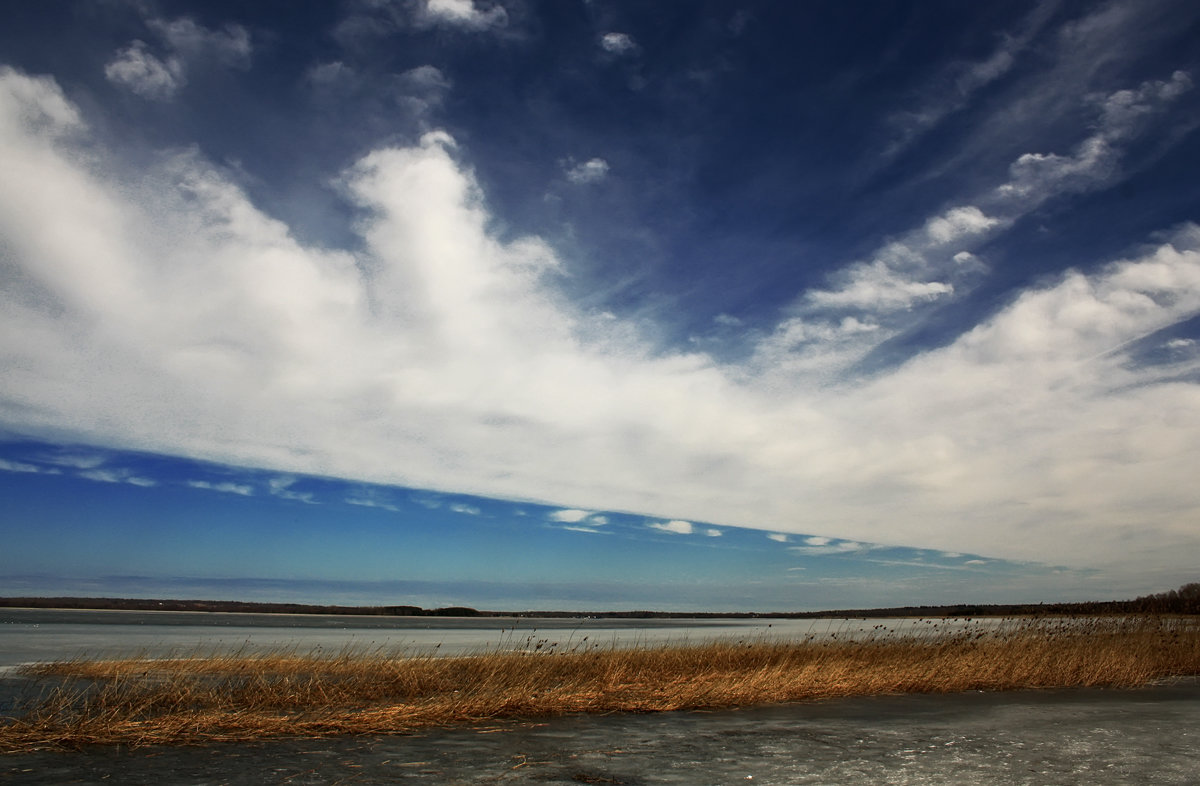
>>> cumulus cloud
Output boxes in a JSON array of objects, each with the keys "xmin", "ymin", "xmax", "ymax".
[
  {"xmin": 564, "ymin": 158, "xmax": 610, "ymax": 184},
  {"xmin": 450, "ymin": 502, "xmax": 481, "ymax": 515},
  {"xmin": 2, "ymin": 66, "xmax": 1200, "ymax": 587},
  {"xmin": 649, "ymin": 520, "xmax": 694, "ymax": 535},
  {"xmin": 767, "ymin": 533, "xmax": 789, "ymax": 542}
]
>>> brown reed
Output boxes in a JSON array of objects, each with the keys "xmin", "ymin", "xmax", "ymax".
[{"xmin": 2, "ymin": 616, "xmax": 1197, "ymax": 752}]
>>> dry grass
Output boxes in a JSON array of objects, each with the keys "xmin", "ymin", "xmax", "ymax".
[{"xmin": 3, "ymin": 616, "xmax": 1198, "ymax": 752}]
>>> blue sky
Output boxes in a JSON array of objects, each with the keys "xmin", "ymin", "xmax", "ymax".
[{"xmin": 1, "ymin": 0, "xmax": 1199, "ymax": 611}]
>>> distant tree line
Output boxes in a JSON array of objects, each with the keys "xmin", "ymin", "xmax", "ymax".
[
  {"xmin": 1, "ymin": 583, "xmax": 1197, "ymax": 617},
  {"xmin": 0, "ymin": 597, "xmax": 484, "ymax": 617}
]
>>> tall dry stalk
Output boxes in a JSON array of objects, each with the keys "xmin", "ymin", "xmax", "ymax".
[{"xmin": 2, "ymin": 616, "xmax": 1197, "ymax": 752}]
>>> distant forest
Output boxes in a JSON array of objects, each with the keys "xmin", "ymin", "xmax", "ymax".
[{"xmin": 2, "ymin": 583, "xmax": 1198, "ymax": 618}]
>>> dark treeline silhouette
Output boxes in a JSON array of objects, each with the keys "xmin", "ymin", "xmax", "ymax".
[
  {"xmin": 0, "ymin": 598, "xmax": 480, "ymax": 617},
  {"xmin": 2, "ymin": 583, "xmax": 1197, "ymax": 618}
]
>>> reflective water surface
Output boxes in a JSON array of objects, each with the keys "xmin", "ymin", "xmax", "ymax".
[{"xmin": 4, "ymin": 683, "xmax": 1199, "ymax": 784}]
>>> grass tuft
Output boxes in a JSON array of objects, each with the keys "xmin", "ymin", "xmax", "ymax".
[{"xmin": 3, "ymin": 616, "xmax": 1198, "ymax": 752}]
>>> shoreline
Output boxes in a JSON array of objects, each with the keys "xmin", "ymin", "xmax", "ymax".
[{"xmin": 5, "ymin": 595, "xmax": 1199, "ymax": 619}]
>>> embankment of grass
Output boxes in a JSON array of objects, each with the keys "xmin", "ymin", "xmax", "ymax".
[{"xmin": 3, "ymin": 616, "xmax": 1198, "ymax": 752}]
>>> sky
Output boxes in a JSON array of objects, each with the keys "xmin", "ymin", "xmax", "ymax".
[{"xmin": 1, "ymin": 0, "xmax": 1199, "ymax": 612}]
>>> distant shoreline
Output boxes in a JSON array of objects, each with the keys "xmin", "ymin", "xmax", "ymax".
[{"xmin": 3, "ymin": 584, "xmax": 1197, "ymax": 618}]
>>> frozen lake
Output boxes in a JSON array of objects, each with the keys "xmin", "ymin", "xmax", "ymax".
[
  {"xmin": 4, "ymin": 680, "xmax": 1198, "ymax": 784},
  {"xmin": 2, "ymin": 609, "xmax": 1198, "ymax": 784},
  {"xmin": 0, "ymin": 608, "xmax": 994, "ymax": 667}
]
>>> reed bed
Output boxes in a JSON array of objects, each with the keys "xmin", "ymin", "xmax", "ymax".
[{"xmin": 3, "ymin": 616, "xmax": 1198, "ymax": 752}]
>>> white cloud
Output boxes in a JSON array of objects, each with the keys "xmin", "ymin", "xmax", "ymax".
[
  {"xmin": 3, "ymin": 67, "xmax": 1200, "ymax": 591},
  {"xmin": 996, "ymin": 71, "xmax": 1192, "ymax": 204},
  {"xmin": 923, "ymin": 206, "xmax": 1000, "ymax": 245},
  {"xmin": 884, "ymin": 2, "xmax": 1057, "ymax": 154},
  {"xmin": 805, "ymin": 262, "xmax": 955, "ymax": 312},
  {"xmin": 346, "ymin": 496, "xmax": 397, "ymax": 511},
  {"xmin": 767, "ymin": 533, "xmax": 789, "ymax": 543},
  {"xmin": 38, "ymin": 452, "xmax": 107, "ymax": 470},
  {"xmin": 306, "ymin": 62, "xmax": 450, "ymax": 122},
  {"xmin": 1166, "ymin": 338, "xmax": 1196, "ymax": 349},
  {"xmin": 105, "ymin": 17, "xmax": 251, "ymax": 100},
  {"xmin": 79, "ymin": 468, "xmax": 157, "ymax": 487},
  {"xmin": 105, "ymin": 41, "xmax": 183, "ymax": 99},
  {"xmin": 421, "ymin": 0, "xmax": 508, "ymax": 31},
  {"xmin": 450, "ymin": 502, "xmax": 481, "ymax": 515},
  {"xmin": 790, "ymin": 540, "xmax": 869, "ymax": 556},
  {"xmin": 268, "ymin": 477, "xmax": 315, "ymax": 504},
  {"xmin": 188, "ymin": 479, "xmax": 254, "ymax": 496},
  {"xmin": 599, "ymin": 32, "xmax": 637, "ymax": 55},
  {"xmin": 759, "ymin": 71, "xmax": 1192, "ymax": 384},
  {"xmin": 400, "ymin": 65, "xmax": 452, "ymax": 94},
  {"xmin": 801, "ymin": 204, "xmax": 998, "ymax": 316},
  {"xmin": 549, "ymin": 509, "xmax": 609, "ymax": 528},
  {"xmin": 704, "ymin": 528, "xmax": 723, "ymax": 537},
  {"xmin": 148, "ymin": 18, "xmax": 251, "ymax": 68},
  {"xmin": 0, "ymin": 457, "xmax": 58, "ymax": 474},
  {"xmin": 564, "ymin": 158, "xmax": 610, "ymax": 184},
  {"xmin": 649, "ymin": 520, "xmax": 693, "ymax": 535},
  {"xmin": 307, "ymin": 60, "xmax": 356, "ymax": 91},
  {"xmin": 549, "ymin": 509, "xmax": 592, "ymax": 523}
]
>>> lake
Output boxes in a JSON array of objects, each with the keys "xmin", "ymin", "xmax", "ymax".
[
  {"xmin": 2, "ymin": 608, "xmax": 1198, "ymax": 784},
  {"xmin": 0, "ymin": 607, "xmax": 998, "ymax": 667}
]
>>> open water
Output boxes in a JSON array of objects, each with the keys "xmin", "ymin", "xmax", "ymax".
[{"xmin": 2, "ymin": 609, "xmax": 1198, "ymax": 784}]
